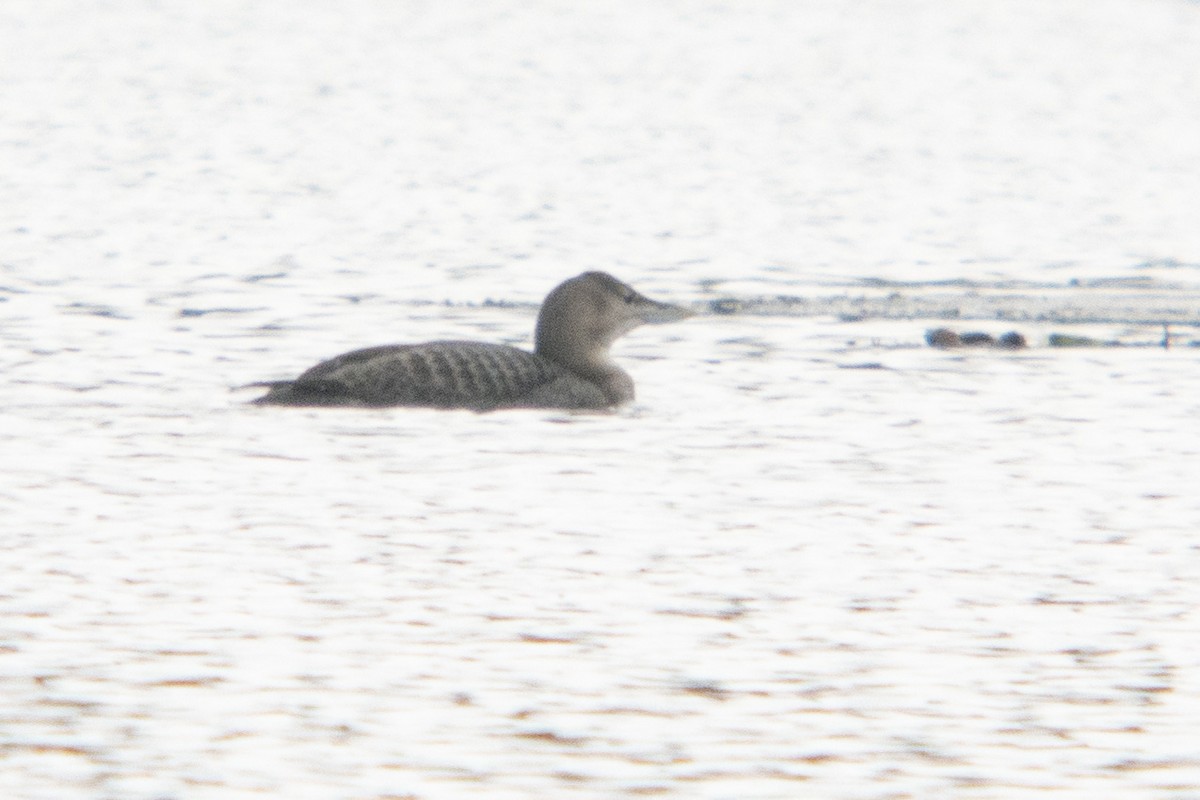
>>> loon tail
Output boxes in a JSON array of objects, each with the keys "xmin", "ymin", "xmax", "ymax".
[{"xmin": 233, "ymin": 380, "xmax": 297, "ymax": 405}]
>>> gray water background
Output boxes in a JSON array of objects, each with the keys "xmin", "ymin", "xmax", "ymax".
[{"xmin": 4, "ymin": 1, "xmax": 1200, "ymax": 798}]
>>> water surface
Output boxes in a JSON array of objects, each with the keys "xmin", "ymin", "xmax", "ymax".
[{"xmin": 3, "ymin": 1, "xmax": 1200, "ymax": 798}]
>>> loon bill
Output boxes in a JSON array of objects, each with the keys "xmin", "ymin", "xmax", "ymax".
[{"xmin": 248, "ymin": 272, "xmax": 692, "ymax": 411}]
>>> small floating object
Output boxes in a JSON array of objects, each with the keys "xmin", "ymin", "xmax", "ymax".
[
  {"xmin": 925, "ymin": 328, "xmax": 961, "ymax": 348},
  {"xmin": 996, "ymin": 331, "xmax": 1027, "ymax": 349},
  {"xmin": 1048, "ymin": 333, "xmax": 1115, "ymax": 348},
  {"xmin": 958, "ymin": 331, "xmax": 995, "ymax": 346}
]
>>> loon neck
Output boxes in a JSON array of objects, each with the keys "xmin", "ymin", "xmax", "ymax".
[{"xmin": 537, "ymin": 345, "xmax": 633, "ymax": 405}]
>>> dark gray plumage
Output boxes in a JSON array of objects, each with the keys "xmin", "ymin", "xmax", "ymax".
[{"xmin": 249, "ymin": 272, "xmax": 691, "ymax": 411}]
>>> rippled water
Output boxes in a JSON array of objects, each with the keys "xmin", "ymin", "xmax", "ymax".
[{"xmin": 4, "ymin": 1, "xmax": 1200, "ymax": 798}]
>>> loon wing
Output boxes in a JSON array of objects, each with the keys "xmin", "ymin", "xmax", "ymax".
[{"xmin": 255, "ymin": 341, "xmax": 572, "ymax": 410}]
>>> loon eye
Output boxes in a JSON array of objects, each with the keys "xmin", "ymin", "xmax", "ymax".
[{"xmin": 623, "ymin": 290, "xmax": 637, "ymax": 303}]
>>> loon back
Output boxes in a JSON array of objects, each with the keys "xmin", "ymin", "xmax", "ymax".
[
  {"xmin": 251, "ymin": 341, "xmax": 609, "ymax": 411},
  {"xmin": 250, "ymin": 271, "xmax": 691, "ymax": 411}
]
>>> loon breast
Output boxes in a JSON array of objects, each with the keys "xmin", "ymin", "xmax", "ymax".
[{"xmin": 250, "ymin": 272, "xmax": 691, "ymax": 411}]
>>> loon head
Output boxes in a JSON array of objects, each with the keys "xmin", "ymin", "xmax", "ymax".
[{"xmin": 534, "ymin": 271, "xmax": 692, "ymax": 402}]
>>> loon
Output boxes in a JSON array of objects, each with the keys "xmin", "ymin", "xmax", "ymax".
[{"xmin": 250, "ymin": 272, "xmax": 692, "ymax": 411}]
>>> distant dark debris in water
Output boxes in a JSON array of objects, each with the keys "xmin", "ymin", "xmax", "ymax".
[
  {"xmin": 926, "ymin": 328, "xmax": 1027, "ymax": 349},
  {"xmin": 676, "ymin": 283, "xmax": 1200, "ymax": 324},
  {"xmin": 838, "ymin": 362, "xmax": 888, "ymax": 370},
  {"xmin": 1048, "ymin": 333, "xmax": 1118, "ymax": 348},
  {"xmin": 1045, "ymin": 329, "xmax": 1199, "ymax": 348}
]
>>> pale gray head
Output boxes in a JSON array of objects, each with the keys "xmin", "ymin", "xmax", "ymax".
[{"xmin": 534, "ymin": 271, "xmax": 692, "ymax": 403}]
